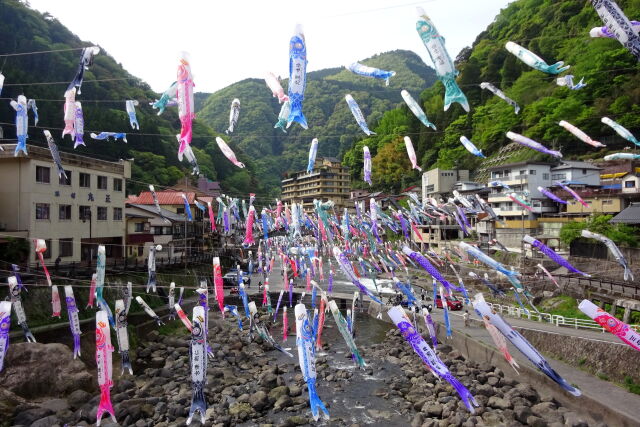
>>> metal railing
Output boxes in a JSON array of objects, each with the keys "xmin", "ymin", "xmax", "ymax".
[{"xmin": 485, "ymin": 302, "xmax": 640, "ymax": 333}]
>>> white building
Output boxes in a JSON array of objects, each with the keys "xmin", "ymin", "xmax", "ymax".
[
  {"xmin": 422, "ymin": 168, "xmax": 469, "ymax": 201},
  {"xmin": 487, "ymin": 162, "xmax": 555, "ymax": 220},
  {"xmin": 0, "ymin": 144, "xmax": 130, "ymax": 265},
  {"xmin": 550, "ymin": 161, "xmax": 601, "ymax": 185}
]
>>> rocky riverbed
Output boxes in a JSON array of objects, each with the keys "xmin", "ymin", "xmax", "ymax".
[{"xmin": 1, "ymin": 309, "xmax": 603, "ymax": 427}]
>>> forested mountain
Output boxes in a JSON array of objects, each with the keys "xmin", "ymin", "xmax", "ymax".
[
  {"xmin": 196, "ymin": 50, "xmax": 436, "ymax": 195},
  {"xmin": 342, "ymin": 0, "xmax": 640, "ymax": 192},
  {"xmin": 0, "ymin": 0, "xmax": 264, "ymax": 197}
]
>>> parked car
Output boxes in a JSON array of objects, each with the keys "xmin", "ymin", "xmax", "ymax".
[
  {"xmin": 222, "ymin": 270, "xmax": 250, "ymax": 288},
  {"xmin": 435, "ymin": 294, "xmax": 463, "ymax": 310}
]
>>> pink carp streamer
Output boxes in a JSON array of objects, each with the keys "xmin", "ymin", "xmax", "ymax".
[
  {"xmin": 282, "ymin": 306, "xmax": 289, "ymax": 342},
  {"xmin": 579, "ymin": 300, "xmax": 640, "ymax": 352},
  {"xmin": 213, "ymin": 257, "xmax": 225, "ymax": 317},
  {"xmin": 243, "ymin": 206, "xmax": 255, "ymax": 246},
  {"xmin": 207, "ymin": 202, "xmax": 217, "ymax": 232},
  {"xmin": 87, "ymin": 273, "xmax": 97, "ymax": 308},
  {"xmin": 554, "ymin": 181, "xmax": 590, "ymax": 208},
  {"xmin": 482, "ymin": 318, "xmax": 520, "ymax": 374},
  {"xmin": 558, "ymin": 120, "xmax": 605, "ymax": 148},
  {"xmin": 96, "ymin": 311, "xmax": 116, "ymax": 425},
  {"xmin": 177, "ymin": 52, "xmax": 195, "ymax": 160},
  {"xmin": 536, "ymin": 263, "xmax": 559, "ymax": 288},
  {"xmin": 34, "ymin": 239, "xmax": 52, "ymax": 286},
  {"xmin": 51, "ymin": 285, "xmax": 61, "ymax": 318}
]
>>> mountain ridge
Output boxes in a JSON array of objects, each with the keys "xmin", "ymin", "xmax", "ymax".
[{"xmin": 196, "ymin": 49, "xmax": 437, "ymax": 196}]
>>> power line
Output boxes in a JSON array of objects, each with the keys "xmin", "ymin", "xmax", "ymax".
[{"xmin": 0, "ymin": 46, "xmax": 85, "ymax": 57}]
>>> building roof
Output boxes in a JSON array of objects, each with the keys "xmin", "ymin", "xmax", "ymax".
[
  {"xmin": 323, "ymin": 157, "xmax": 340, "ymax": 163},
  {"xmin": 127, "ymin": 203, "xmax": 187, "ymax": 222},
  {"xmin": 129, "ymin": 191, "xmax": 195, "ymax": 205},
  {"xmin": 610, "ymin": 202, "xmax": 640, "ymax": 224},
  {"xmin": 551, "ymin": 161, "xmax": 602, "ymax": 171},
  {"xmin": 487, "ymin": 161, "xmax": 554, "ymax": 171}
]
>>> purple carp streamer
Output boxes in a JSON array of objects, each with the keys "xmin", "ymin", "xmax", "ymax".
[
  {"xmin": 537, "ymin": 186, "xmax": 567, "ymax": 204},
  {"xmin": 506, "ymin": 131, "xmax": 562, "ymax": 158},
  {"xmin": 402, "ymin": 246, "xmax": 463, "ymax": 293},
  {"xmin": 0, "ymin": 301, "xmax": 12, "ymax": 372},
  {"xmin": 590, "ymin": 0, "xmax": 640, "ymax": 60},
  {"xmin": 388, "ymin": 306, "xmax": 478, "ymax": 413},
  {"xmin": 524, "ymin": 235, "xmax": 590, "ymax": 277},
  {"xmin": 333, "ymin": 247, "xmax": 381, "ymax": 303},
  {"xmin": 473, "ymin": 294, "xmax": 581, "ymax": 396}
]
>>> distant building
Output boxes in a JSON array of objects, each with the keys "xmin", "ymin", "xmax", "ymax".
[
  {"xmin": 487, "ymin": 161, "xmax": 558, "ymax": 218},
  {"xmin": 550, "ymin": 161, "xmax": 601, "ymax": 185},
  {"xmin": 0, "ymin": 144, "xmax": 130, "ymax": 265},
  {"xmin": 196, "ymin": 176, "xmax": 222, "ymax": 198},
  {"xmin": 126, "ymin": 190, "xmax": 210, "ymax": 257},
  {"xmin": 281, "ymin": 157, "xmax": 350, "ymax": 211},
  {"xmin": 126, "ymin": 203, "xmax": 191, "ymax": 261},
  {"xmin": 421, "ymin": 168, "xmax": 469, "ymax": 201}
]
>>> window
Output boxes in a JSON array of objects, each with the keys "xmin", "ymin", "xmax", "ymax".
[
  {"xmin": 582, "ymin": 169, "xmax": 587, "ymax": 175},
  {"xmin": 152, "ymin": 226, "xmax": 164, "ymax": 235},
  {"xmin": 97, "ymin": 207, "xmax": 107, "ymax": 220},
  {"xmin": 79, "ymin": 205, "xmax": 91, "ymax": 220},
  {"xmin": 36, "ymin": 166, "xmax": 50, "ymax": 184},
  {"xmin": 113, "ymin": 178, "xmax": 123, "ymax": 192},
  {"xmin": 543, "ymin": 173, "xmax": 549, "ymax": 180},
  {"xmin": 529, "ymin": 170, "xmax": 536, "ymax": 175},
  {"xmin": 35, "ymin": 239, "xmax": 51, "ymax": 260},
  {"xmin": 552, "ymin": 173, "xmax": 566, "ymax": 180},
  {"xmin": 135, "ymin": 222, "xmax": 145, "ymax": 232},
  {"xmin": 113, "ymin": 207, "xmax": 123, "ymax": 221},
  {"xmin": 97, "ymin": 176, "xmax": 107, "ymax": 190},
  {"xmin": 625, "ymin": 181, "xmax": 636, "ymax": 188},
  {"xmin": 176, "ymin": 207, "xmax": 185, "ymax": 214},
  {"xmin": 602, "ymin": 200, "xmax": 613, "ymax": 205},
  {"xmin": 59, "ymin": 171, "xmax": 72, "ymax": 186},
  {"xmin": 59, "ymin": 238, "xmax": 73, "ymax": 257},
  {"xmin": 59, "ymin": 204, "xmax": 72, "ymax": 220},
  {"xmin": 137, "ymin": 246, "xmax": 144, "ymax": 256},
  {"xmin": 519, "ymin": 170, "xmax": 526, "ymax": 176},
  {"xmin": 79, "ymin": 173, "xmax": 91, "ymax": 188},
  {"xmin": 36, "ymin": 203, "xmax": 50, "ymax": 220}
]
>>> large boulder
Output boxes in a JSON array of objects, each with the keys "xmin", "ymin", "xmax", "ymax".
[{"xmin": 0, "ymin": 343, "xmax": 95, "ymax": 399}]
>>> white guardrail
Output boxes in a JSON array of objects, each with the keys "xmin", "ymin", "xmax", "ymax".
[{"xmin": 485, "ymin": 302, "xmax": 640, "ymax": 334}]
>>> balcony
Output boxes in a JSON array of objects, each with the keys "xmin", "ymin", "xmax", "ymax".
[{"xmin": 487, "ymin": 195, "xmax": 512, "ymax": 203}]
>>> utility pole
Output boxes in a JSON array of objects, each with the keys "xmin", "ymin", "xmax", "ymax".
[{"xmin": 520, "ymin": 173, "xmax": 525, "ymax": 269}]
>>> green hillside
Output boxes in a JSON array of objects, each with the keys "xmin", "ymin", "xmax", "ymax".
[
  {"xmin": 196, "ymin": 50, "xmax": 437, "ymax": 196},
  {"xmin": 0, "ymin": 0, "xmax": 264, "ymax": 197},
  {"xmin": 342, "ymin": 0, "xmax": 640, "ymax": 192}
]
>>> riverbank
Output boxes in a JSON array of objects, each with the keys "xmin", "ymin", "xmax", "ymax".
[{"xmin": 2, "ymin": 302, "xmax": 602, "ymax": 426}]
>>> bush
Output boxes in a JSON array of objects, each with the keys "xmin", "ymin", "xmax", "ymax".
[{"xmin": 559, "ymin": 214, "xmax": 640, "ymax": 248}]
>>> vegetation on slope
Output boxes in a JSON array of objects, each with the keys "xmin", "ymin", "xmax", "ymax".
[
  {"xmin": 342, "ymin": 0, "xmax": 640, "ymax": 192},
  {"xmin": 0, "ymin": 0, "xmax": 264, "ymax": 197}
]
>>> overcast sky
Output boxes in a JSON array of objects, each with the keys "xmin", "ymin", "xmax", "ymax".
[{"xmin": 28, "ymin": 0, "xmax": 512, "ymax": 93}]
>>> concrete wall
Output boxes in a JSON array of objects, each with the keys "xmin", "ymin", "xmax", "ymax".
[{"xmin": 519, "ymin": 328, "xmax": 640, "ymax": 384}]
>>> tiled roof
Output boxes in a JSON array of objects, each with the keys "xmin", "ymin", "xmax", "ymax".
[
  {"xmin": 610, "ymin": 202, "xmax": 640, "ymax": 224},
  {"xmin": 551, "ymin": 161, "xmax": 602, "ymax": 171},
  {"xmin": 129, "ymin": 191, "xmax": 195, "ymax": 205},
  {"xmin": 127, "ymin": 203, "xmax": 186, "ymax": 222}
]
